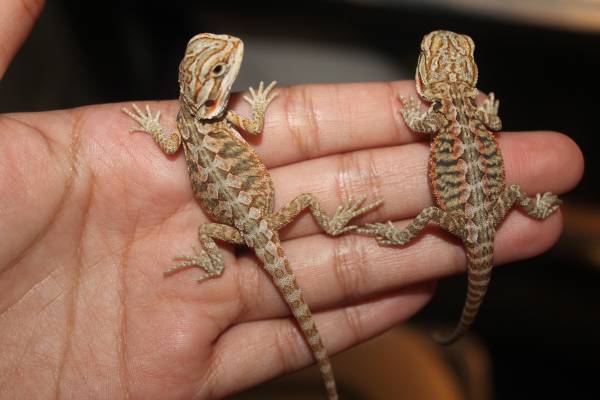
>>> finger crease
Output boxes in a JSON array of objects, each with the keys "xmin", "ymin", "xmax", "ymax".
[
  {"xmin": 343, "ymin": 304, "xmax": 364, "ymax": 345},
  {"xmin": 332, "ymin": 234, "xmax": 369, "ymax": 302},
  {"xmin": 284, "ymin": 85, "xmax": 322, "ymax": 160}
]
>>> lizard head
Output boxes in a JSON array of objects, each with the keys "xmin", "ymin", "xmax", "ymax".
[
  {"xmin": 178, "ymin": 33, "xmax": 244, "ymax": 119},
  {"xmin": 415, "ymin": 30, "xmax": 478, "ymax": 101}
]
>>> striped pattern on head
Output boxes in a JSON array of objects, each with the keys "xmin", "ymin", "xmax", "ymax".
[
  {"xmin": 178, "ymin": 33, "xmax": 244, "ymax": 119},
  {"xmin": 416, "ymin": 30, "xmax": 478, "ymax": 100}
]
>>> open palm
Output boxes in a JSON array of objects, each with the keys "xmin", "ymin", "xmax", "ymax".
[{"xmin": 0, "ymin": 1, "xmax": 583, "ymax": 399}]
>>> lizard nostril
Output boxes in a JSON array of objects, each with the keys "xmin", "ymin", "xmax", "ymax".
[{"xmin": 204, "ymin": 100, "xmax": 215, "ymax": 107}]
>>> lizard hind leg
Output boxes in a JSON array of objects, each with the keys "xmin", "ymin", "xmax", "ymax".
[
  {"xmin": 357, "ymin": 206, "xmax": 466, "ymax": 245},
  {"xmin": 269, "ymin": 193, "xmax": 383, "ymax": 235},
  {"xmin": 165, "ymin": 223, "xmax": 244, "ymax": 282},
  {"xmin": 492, "ymin": 184, "xmax": 562, "ymax": 226}
]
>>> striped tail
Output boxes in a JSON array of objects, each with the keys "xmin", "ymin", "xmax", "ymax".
[
  {"xmin": 434, "ymin": 242, "xmax": 494, "ymax": 344},
  {"xmin": 254, "ymin": 235, "xmax": 338, "ymax": 400}
]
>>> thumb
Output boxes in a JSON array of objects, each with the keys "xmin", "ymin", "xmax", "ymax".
[{"xmin": 0, "ymin": 0, "xmax": 45, "ymax": 80}]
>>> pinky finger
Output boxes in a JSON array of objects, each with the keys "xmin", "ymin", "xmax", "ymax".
[{"xmin": 203, "ymin": 282, "xmax": 434, "ymax": 398}]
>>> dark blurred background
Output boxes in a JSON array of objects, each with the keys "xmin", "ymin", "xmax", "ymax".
[{"xmin": 2, "ymin": 1, "xmax": 598, "ymax": 398}]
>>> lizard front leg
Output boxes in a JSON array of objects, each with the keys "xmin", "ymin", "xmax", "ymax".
[
  {"xmin": 269, "ymin": 193, "xmax": 382, "ymax": 235},
  {"xmin": 475, "ymin": 92, "xmax": 502, "ymax": 131},
  {"xmin": 122, "ymin": 104, "xmax": 182, "ymax": 154},
  {"xmin": 165, "ymin": 223, "xmax": 244, "ymax": 282},
  {"xmin": 399, "ymin": 95, "xmax": 446, "ymax": 134},
  {"xmin": 492, "ymin": 184, "xmax": 561, "ymax": 226},
  {"xmin": 227, "ymin": 81, "xmax": 278, "ymax": 135},
  {"xmin": 357, "ymin": 207, "xmax": 467, "ymax": 245}
]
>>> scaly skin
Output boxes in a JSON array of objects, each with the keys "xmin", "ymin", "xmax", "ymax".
[
  {"xmin": 122, "ymin": 33, "xmax": 381, "ymax": 399},
  {"xmin": 358, "ymin": 30, "xmax": 561, "ymax": 344}
]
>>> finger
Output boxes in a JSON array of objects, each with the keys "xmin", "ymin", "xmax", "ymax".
[
  {"xmin": 206, "ymin": 284, "xmax": 433, "ymax": 399},
  {"xmin": 75, "ymin": 80, "xmax": 530, "ymax": 171},
  {"xmin": 0, "ymin": 0, "xmax": 44, "ymax": 78},
  {"xmin": 232, "ymin": 80, "xmax": 416, "ymax": 167},
  {"xmin": 267, "ymin": 131, "xmax": 582, "ymax": 239},
  {"xmin": 112, "ymin": 81, "xmax": 415, "ymax": 165},
  {"xmin": 232, "ymin": 201, "xmax": 562, "ymax": 322},
  {"xmin": 101, "ymin": 82, "xmax": 559, "ymax": 172}
]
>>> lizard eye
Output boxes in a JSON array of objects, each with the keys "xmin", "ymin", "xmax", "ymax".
[{"xmin": 211, "ymin": 63, "xmax": 227, "ymax": 77}]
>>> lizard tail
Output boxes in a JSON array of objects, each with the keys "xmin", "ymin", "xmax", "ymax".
[
  {"xmin": 254, "ymin": 235, "xmax": 338, "ymax": 400},
  {"xmin": 434, "ymin": 243, "xmax": 494, "ymax": 345}
]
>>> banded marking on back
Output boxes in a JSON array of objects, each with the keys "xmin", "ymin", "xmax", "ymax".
[{"xmin": 430, "ymin": 124, "xmax": 470, "ymax": 212}]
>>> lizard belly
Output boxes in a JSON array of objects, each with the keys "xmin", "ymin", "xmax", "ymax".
[{"xmin": 183, "ymin": 127, "xmax": 275, "ymax": 226}]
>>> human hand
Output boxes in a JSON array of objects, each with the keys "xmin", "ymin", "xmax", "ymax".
[{"xmin": 0, "ymin": 1, "xmax": 583, "ymax": 399}]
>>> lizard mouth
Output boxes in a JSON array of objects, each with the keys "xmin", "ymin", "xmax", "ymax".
[{"xmin": 202, "ymin": 93, "xmax": 229, "ymax": 118}]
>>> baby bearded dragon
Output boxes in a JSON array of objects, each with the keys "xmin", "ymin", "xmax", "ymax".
[
  {"xmin": 122, "ymin": 33, "xmax": 381, "ymax": 400},
  {"xmin": 358, "ymin": 30, "xmax": 561, "ymax": 344}
]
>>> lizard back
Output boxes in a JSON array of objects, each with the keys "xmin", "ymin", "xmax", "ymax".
[
  {"xmin": 179, "ymin": 114, "xmax": 275, "ymax": 227},
  {"xmin": 429, "ymin": 86, "xmax": 505, "ymax": 244},
  {"xmin": 418, "ymin": 31, "xmax": 505, "ymax": 244}
]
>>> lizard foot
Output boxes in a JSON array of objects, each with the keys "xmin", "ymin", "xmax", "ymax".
[
  {"xmin": 398, "ymin": 94, "xmax": 423, "ymax": 122},
  {"xmin": 121, "ymin": 103, "xmax": 162, "ymax": 136},
  {"xmin": 356, "ymin": 221, "xmax": 400, "ymax": 245},
  {"xmin": 243, "ymin": 81, "xmax": 278, "ymax": 113},
  {"xmin": 531, "ymin": 192, "xmax": 562, "ymax": 219},
  {"xmin": 165, "ymin": 246, "xmax": 224, "ymax": 282},
  {"xmin": 480, "ymin": 92, "xmax": 499, "ymax": 116},
  {"xmin": 327, "ymin": 196, "xmax": 383, "ymax": 235}
]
